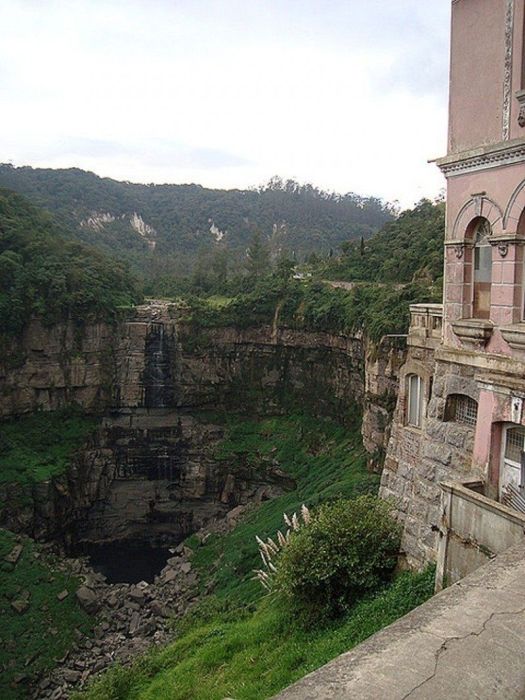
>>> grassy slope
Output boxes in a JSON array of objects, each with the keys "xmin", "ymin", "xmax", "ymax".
[
  {"xmin": 79, "ymin": 415, "xmax": 434, "ymax": 700},
  {"xmin": 186, "ymin": 414, "xmax": 377, "ymax": 604},
  {"xmin": 0, "ymin": 410, "xmax": 98, "ymax": 484},
  {"xmin": 0, "ymin": 529, "xmax": 93, "ymax": 699}
]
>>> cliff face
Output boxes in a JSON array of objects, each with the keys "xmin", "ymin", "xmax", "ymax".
[
  {"xmin": 0, "ymin": 302, "xmax": 406, "ymax": 547},
  {"xmin": 0, "ymin": 319, "xmax": 116, "ymax": 418},
  {"xmin": 361, "ymin": 337, "xmax": 408, "ymax": 473},
  {"xmin": 0, "ymin": 303, "xmax": 367, "ymax": 420}
]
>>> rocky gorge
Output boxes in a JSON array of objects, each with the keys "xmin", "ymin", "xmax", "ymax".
[{"xmin": 0, "ymin": 300, "xmax": 407, "ymax": 696}]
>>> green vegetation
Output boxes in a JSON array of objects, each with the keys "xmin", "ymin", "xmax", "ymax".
[
  {"xmin": 0, "ymin": 188, "xmax": 141, "ymax": 336},
  {"xmin": 0, "ymin": 409, "xmax": 99, "ymax": 484},
  {"xmin": 182, "ymin": 276, "xmax": 440, "ymax": 342},
  {"xmin": 0, "ymin": 529, "xmax": 93, "ymax": 699},
  {"xmin": 318, "ymin": 198, "xmax": 445, "ymax": 286},
  {"xmin": 275, "ymin": 497, "xmax": 401, "ymax": 623},
  {"xmin": 77, "ymin": 569, "xmax": 433, "ymax": 700},
  {"xmin": 78, "ymin": 414, "xmax": 434, "ymax": 699},
  {"xmin": 0, "ymin": 165, "xmax": 393, "ymax": 280},
  {"xmin": 186, "ymin": 415, "xmax": 378, "ymax": 604},
  {"xmin": 160, "ymin": 200, "xmax": 444, "ymax": 342}
]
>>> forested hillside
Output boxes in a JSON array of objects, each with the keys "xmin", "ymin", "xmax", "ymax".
[
  {"xmin": 316, "ymin": 198, "xmax": 445, "ymax": 285},
  {"xmin": 0, "ymin": 189, "xmax": 141, "ymax": 335},
  {"xmin": 0, "ymin": 165, "xmax": 393, "ymax": 277}
]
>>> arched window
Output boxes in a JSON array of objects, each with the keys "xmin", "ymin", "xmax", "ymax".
[
  {"xmin": 444, "ymin": 394, "xmax": 478, "ymax": 427},
  {"xmin": 472, "ymin": 218, "xmax": 492, "ymax": 319},
  {"xmin": 406, "ymin": 374, "xmax": 423, "ymax": 428}
]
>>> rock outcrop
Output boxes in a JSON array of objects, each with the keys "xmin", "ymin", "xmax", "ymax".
[{"xmin": 0, "ymin": 301, "xmax": 406, "ymax": 550}]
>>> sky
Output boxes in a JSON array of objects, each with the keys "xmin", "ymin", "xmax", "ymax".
[{"xmin": 0, "ymin": 0, "xmax": 451, "ymax": 209}]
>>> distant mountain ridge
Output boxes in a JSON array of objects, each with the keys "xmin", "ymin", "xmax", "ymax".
[{"xmin": 0, "ymin": 165, "xmax": 393, "ymax": 277}]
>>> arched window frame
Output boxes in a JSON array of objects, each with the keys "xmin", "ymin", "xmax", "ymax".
[{"xmin": 468, "ymin": 217, "xmax": 493, "ymax": 320}]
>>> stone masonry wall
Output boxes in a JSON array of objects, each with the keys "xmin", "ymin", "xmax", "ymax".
[{"xmin": 381, "ymin": 357, "xmax": 480, "ymax": 567}]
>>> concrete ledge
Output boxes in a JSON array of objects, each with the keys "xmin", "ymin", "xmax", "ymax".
[
  {"xmin": 440, "ymin": 480, "xmax": 525, "ymax": 528},
  {"xmin": 273, "ymin": 543, "xmax": 525, "ymax": 699}
]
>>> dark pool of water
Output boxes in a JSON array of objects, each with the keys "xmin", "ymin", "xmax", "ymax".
[{"xmin": 79, "ymin": 541, "xmax": 172, "ymax": 584}]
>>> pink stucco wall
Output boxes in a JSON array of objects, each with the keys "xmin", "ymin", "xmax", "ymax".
[
  {"xmin": 443, "ymin": 168, "xmax": 525, "ymax": 355},
  {"xmin": 472, "ymin": 389, "xmax": 495, "ymax": 471},
  {"xmin": 510, "ymin": 0, "xmax": 525, "ymax": 142},
  {"xmin": 448, "ymin": 0, "xmax": 507, "ymax": 153}
]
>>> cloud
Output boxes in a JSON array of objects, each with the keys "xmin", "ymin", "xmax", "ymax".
[
  {"xmin": 47, "ymin": 137, "xmax": 251, "ymax": 169},
  {"xmin": 0, "ymin": 0, "xmax": 449, "ymax": 207}
]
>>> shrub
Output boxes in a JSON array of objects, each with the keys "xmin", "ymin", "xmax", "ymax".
[{"xmin": 274, "ymin": 496, "xmax": 401, "ymax": 624}]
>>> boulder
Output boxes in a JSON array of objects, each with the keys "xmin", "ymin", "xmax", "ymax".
[
  {"xmin": 128, "ymin": 611, "xmax": 142, "ymax": 636},
  {"xmin": 11, "ymin": 598, "xmax": 30, "ymax": 614},
  {"xmin": 75, "ymin": 586, "xmax": 99, "ymax": 614},
  {"xmin": 128, "ymin": 587, "xmax": 146, "ymax": 606},
  {"xmin": 62, "ymin": 669, "xmax": 81, "ymax": 684},
  {"xmin": 161, "ymin": 568, "xmax": 177, "ymax": 583},
  {"xmin": 150, "ymin": 599, "xmax": 170, "ymax": 618},
  {"xmin": 5, "ymin": 544, "xmax": 23, "ymax": 564}
]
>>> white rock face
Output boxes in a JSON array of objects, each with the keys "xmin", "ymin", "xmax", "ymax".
[
  {"xmin": 80, "ymin": 211, "xmax": 157, "ymax": 250},
  {"xmin": 80, "ymin": 212, "xmax": 116, "ymax": 231},
  {"xmin": 208, "ymin": 220, "xmax": 226, "ymax": 243},
  {"xmin": 130, "ymin": 213, "xmax": 157, "ymax": 250}
]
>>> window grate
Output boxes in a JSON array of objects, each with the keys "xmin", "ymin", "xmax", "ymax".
[
  {"xmin": 505, "ymin": 427, "xmax": 525, "ymax": 463},
  {"xmin": 445, "ymin": 394, "xmax": 478, "ymax": 427}
]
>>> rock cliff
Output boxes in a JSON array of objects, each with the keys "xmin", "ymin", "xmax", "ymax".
[{"xmin": 0, "ymin": 301, "xmax": 406, "ymax": 549}]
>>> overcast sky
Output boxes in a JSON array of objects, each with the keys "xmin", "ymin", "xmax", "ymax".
[{"xmin": 0, "ymin": 0, "xmax": 450, "ymax": 208}]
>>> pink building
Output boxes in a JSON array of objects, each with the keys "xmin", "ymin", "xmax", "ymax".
[{"xmin": 381, "ymin": 0, "xmax": 525, "ymax": 581}]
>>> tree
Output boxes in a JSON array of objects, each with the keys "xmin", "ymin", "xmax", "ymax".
[
  {"xmin": 245, "ymin": 231, "xmax": 270, "ymax": 279},
  {"xmin": 274, "ymin": 254, "xmax": 295, "ymax": 283}
]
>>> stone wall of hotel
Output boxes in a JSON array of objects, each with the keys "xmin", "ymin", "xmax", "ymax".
[{"xmin": 380, "ymin": 354, "xmax": 480, "ymax": 567}]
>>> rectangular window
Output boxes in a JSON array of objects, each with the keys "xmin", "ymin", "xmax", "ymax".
[
  {"xmin": 452, "ymin": 395, "xmax": 478, "ymax": 427},
  {"xmin": 407, "ymin": 375, "xmax": 423, "ymax": 428}
]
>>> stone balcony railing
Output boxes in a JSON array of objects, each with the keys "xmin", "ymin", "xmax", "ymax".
[
  {"xmin": 436, "ymin": 479, "xmax": 525, "ymax": 590},
  {"xmin": 408, "ymin": 303, "xmax": 443, "ymax": 349}
]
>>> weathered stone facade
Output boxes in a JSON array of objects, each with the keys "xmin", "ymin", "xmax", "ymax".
[{"xmin": 381, "ymin": 0, "xmax": 525, "ymax": 571}]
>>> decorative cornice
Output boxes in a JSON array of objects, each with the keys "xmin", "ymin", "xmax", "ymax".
[
  {"xmin": 489, "ymin": 234, "xmax": 525, "ymax": 244},
  {"xmin": 435, "ymin": 140, "xmax": 525, "ymax": 177},
  {"xmin": 444, "ymin": 240, "xmax": 474, "ymax": 248}
]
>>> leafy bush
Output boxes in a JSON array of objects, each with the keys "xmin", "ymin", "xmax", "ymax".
[{"xmin": 275, "ymin": 496, "xmax": 401, "ymax": 623}]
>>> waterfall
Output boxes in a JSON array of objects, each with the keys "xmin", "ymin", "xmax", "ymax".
[{"xmin": 144, "ymin": 323, "xmax": 175, "ymax": 409}]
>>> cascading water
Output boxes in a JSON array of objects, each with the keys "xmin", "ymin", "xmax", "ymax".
[
  {"xmin": 143, "ymin": 322, "xmax": 175, "ymax": 409},
  {"xmin": 77, "ymin": 318, "xmax": 182, "ymax": 583}
]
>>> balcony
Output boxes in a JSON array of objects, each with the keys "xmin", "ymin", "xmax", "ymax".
[
  {"xmin": 436, "ymin": 479, "xmax": 525, "ymax": 590},
  {"xmin": 408, "ymin": 303, "xmax": 443, "ymax": 350}
]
